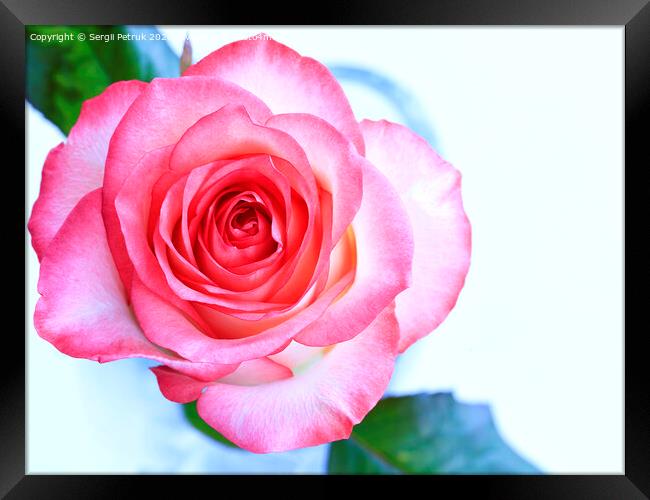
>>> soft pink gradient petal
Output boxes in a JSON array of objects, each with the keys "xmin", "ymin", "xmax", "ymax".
[
  {"xmin": 115, "ymin": 146, "xmax": 216, "ymax": 330},
  {"xmin": 183, "ymin": 36, "xmax": 364, "ymax": 155},
  {"xmin": 169, "ymin": 104, "xmax": 316, "ymax": 195},
  {"xmin": 215, "ymin": 357, "xmax": 293, "ymax": 385},
  {"xmin": 195, "ymin": 305, "xmax": 399, "ymax": 453},
  {"xmin": 268, "ymin": 341, "xmax": 325, "ymax": 373},
  {"xmin": 130, "ymin": 269, "xmax": 353, "ymax": 365},
  {"xmin": 360, "ymin": 119, "xmax": 472, "ymax": 352},
  {"xmin": 265, "ymin": 113, "xmax": 363, "ymax": 245},
  {"xmin": 103, "ymin": 77, "xmax": 272, "ymax": 288},
  {"xmin": 34, "ymin": 189, "xmax": 236, "ymax": 381},
  {"xmin": 151, "ymin": 357, "xmax": 292, "ymax": 404},
  {"xmin": 150, "ymin": 366, "xmax": 208, "ymax": 403},
  {"xmin": 295, "ymin": 161, "xmax": 414, "ymax": 346},
  {"xmin": 28, "ymin": 81, "xmax": 145, "ymax": 259}
]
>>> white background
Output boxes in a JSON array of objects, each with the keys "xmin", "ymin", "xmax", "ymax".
[{"xmin": 27, "ymin": 27, "xmax": 624, "ymax": 473}]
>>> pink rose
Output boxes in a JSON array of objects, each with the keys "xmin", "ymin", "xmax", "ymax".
[{"xmin": 29, "ymin": 36, "xmax": 471, "ymax": 453}]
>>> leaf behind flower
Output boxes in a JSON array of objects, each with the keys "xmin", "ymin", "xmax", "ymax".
[
  {"xmin": 26, "ymin": 25, "xmax": 178, "ymax": 135},
  {"xmin": 328, "ymin": 392, "xmax": 540, "ymax": 474}
]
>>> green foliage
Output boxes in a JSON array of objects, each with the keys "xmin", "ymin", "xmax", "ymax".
[
  {"xmin": 328, "ymin": 393, "xmax": 539, "ymax": 474},
  {"xmin": 26, "ymin": 25, "xmax": 178, "ymax": 135}
]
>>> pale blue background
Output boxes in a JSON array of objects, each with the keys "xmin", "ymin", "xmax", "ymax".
[{"xmin": 26, "ymin": 27, "xmax": 624, "ymax": 473}]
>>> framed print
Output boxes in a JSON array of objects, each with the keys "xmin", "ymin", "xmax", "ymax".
[{"xmin": 2, "ymin": 0, "xmax": 648, "ymax": 497}]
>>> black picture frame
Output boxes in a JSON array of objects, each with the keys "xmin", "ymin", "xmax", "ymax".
[{"xmin": 4, "ymin": 0, "xmax": 647, "ymax": 497}]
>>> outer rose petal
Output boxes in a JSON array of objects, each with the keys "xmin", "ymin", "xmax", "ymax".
[
  {"xmin": 34, "ymin": 189, "xmax": 236, "ymax": 381},
  {"xmin": 183, "ymin": 36, "xmax": 365, "ymax": 155},
  {"xmin": 28, "ymin": 81, "xmax": 146, "ymax": 259},
  {"xmin": 295, "ymin": 162, "xmax": 414, "ymax": 346},
  {"xmin": 360, "ymin": 120, "xmax": 472, "ymax": 352},
  {"xmin": 103, "ymin": 76, "xmax": 272, "ymax": 288},
  {"xmin": 152, "ymin": 305, "xmax": 400, "ymax": 453}
]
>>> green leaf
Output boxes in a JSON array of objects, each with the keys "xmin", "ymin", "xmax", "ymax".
[
  {"xmin": 26, "ymin": 25, "xmax": 179, "ymax": 135},
  {"xmin": 328, "ymin": 392, "xmax": 539, "ymax": 474},
  {"xmin": 183, "ymin": 401, "xmax": 239, "ymax": 449}
]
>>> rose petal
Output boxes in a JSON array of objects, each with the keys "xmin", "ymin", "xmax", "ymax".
[
  {"xmin": 34, "ymin": 189, "xmax": 236, "ymax": 381},
  {"xmin": 214, "ymin": 357, "xmax": 293, "ymax": 386},
  {"xmin": 115, "ymin": 146, "xmax": 214, "ymax": 331},
  {"xmin": 183, "ymin": 36, "xmax": 365, "ymax": 155},
  {"xmin": 194, "ymin": 305, "xmax": 399, "ymax": 453},
  {"xmin": 268, "ymin": 341, "xmax": 325, "ymax": 373},
  {"xmin": 169, "ymin": 104, "xmax": 316, "ymax": 195},
  {"xmin": 360, "ymin": 119, "xmax": 472, "ymax": 351},
  {"xmin": 295, "ymin": 161, "xmax": 414, "ymax": 346},
  {"xmin": 130, "ymin": 269, "xmax": 353, "ymax": 365},
  {"xmin": 150, "ymin": 366, "xmax": 207, "ymax": 403},
  {"xmin": 151, "ymin": 357, "xmax": 292, "ymax": 404},
  {"xmin": 265, "ymin": 113, "xmax": 363, "ymax": 245},
  {"xmin": 103, "ymin": 76, "xmax": 273, "ymax": 288},
  {"xmin": 28, "ymin": 81, "xmax": 145, "ymax": 259},
  {"xmin": 158, "ymin": 106, "xmax": 331, "ymax": 312}
]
